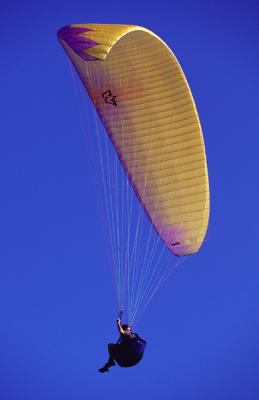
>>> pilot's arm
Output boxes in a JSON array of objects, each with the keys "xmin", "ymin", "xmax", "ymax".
[{"xmin": 116, "ymin": 319, "xmax": 125, "ymax": 335}]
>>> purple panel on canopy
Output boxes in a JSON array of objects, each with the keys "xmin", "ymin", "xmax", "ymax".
[{"xmin": 57, "ymin": 25, "xmax": 99, "ymax": 61}]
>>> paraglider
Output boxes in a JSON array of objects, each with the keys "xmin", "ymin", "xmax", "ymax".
[{"xmin": 57, "ymin": 23, "xmax": 210, "ymax": 369}]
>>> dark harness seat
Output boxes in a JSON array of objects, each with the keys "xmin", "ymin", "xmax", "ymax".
[{"xmin": 111, "ymin": 334, "xmax": 147, "ymax": 367}]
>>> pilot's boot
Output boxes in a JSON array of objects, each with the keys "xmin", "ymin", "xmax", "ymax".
[
  {"xmin": 98, "ymin": 364, "xmax": 109, "ymax": 373},
  {"xmin": 98, "ymin": 358, "xmax": 115, "ymax": 373}
]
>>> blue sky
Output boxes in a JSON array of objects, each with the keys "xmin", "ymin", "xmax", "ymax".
[{"xmin": 1, "ymin": 1, "xmax": 259, "ymax": 399}]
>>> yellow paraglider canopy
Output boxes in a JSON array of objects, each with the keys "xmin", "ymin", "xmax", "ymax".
[{"xmin": 58, "ymin": 24, "xmax": 210, "ymax": 256}]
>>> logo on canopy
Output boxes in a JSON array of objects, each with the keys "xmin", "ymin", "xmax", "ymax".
[{"xmin": 102, "ymin": 90, "xmax": 117, "ymax": 106}]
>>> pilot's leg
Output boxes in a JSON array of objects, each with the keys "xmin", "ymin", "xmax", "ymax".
[
  {"xmin": 107, "ymin": 343, "xmax": 116, "ymax": 367},
  {"xmin": 98, "ymin": 343, "xmax": 116, "ymax": 373}
]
